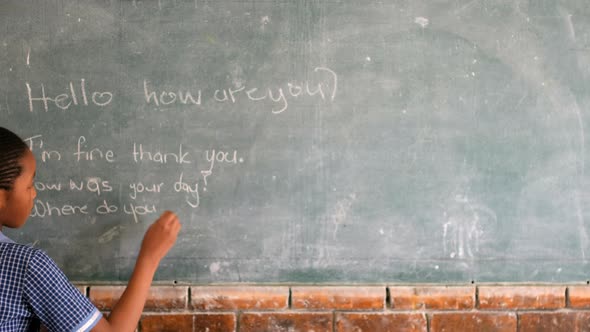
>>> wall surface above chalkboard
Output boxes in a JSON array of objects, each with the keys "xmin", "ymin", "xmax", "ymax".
[{"xmin": 2, "ymin": 0, "xmax": 590, "ymax": 283}]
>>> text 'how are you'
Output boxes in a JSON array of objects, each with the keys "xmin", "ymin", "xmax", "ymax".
[{"xmin": 24, "ymin": 67, "xmax": 338, "ymax": 114}]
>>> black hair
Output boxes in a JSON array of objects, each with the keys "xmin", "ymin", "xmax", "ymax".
[{"xmin": 0, "ymin": 127, "xmax": 29, "ymax": 191}]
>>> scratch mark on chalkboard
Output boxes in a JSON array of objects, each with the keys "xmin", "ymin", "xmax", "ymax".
[
  {"xmin": 260, "ymin": 16, "xmax": 270, "ymax": 30},
  {"xmin": 551, "ymin": 96, "xmax": 587, "ymax": 260},
  {"xmin": 442, "ymin": 194, "xmax": 497, "ymax": 259},
  {"xmin": 454, "ymin": 0, "xmax": 477, "ymax": 15},
  {"xmin": 565, "ymin": 13, "xmax": 576, "ymax": 41},
  {"xmin": 1, "ymin": 92, "xmax": 9, "ymax": 114},
  {"xmin": 209, "ymin": 262, "xmax": 221, "ymax": 274},
  {"xmin": 209, "ymin": 261, "xmax": 230, "ymax": 275},
  {"xmin": 229, "ymin": 64, "xmax": 245, "ymax": 88},
  {"xmin": 573, "ymin": 108, "xmax": 588, "ymax": 260},
  {"xmin": 575, "ymin": 191, "xmax": 588, "ymax": 260},
  {"xmin": 26, "ymin": 48, "xmax": 30, "ymax": 67},
  {"xmin": 328, "ymin": 193, "xmax": 357, "ymax": 240},
  {"xmin": 515, "ymin": 92, "xmax": 528, "ymax": 108},
  {"xmin": 98, "ymin": 226, "xmax": 120, "ymax": 244},
  {"xmin": 414, "ymin": 17, "xmax": 429, "ymax": 29},
  {"xmin": 206, "ymin": 35, "xmax": 216, "ymax": 44},
  {"xmin": 563, "ymin": 64, "xmax": 587, "ymax": 261}
]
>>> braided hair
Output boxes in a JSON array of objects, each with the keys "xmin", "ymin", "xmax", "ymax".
[{"xmin": 0, "ymin": 127, "xmax": 29, "ymax": 191}]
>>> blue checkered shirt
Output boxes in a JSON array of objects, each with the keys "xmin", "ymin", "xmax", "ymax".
[{"xmin": 0, "ymin": 232, "xmax": 101, "ymax": 332}]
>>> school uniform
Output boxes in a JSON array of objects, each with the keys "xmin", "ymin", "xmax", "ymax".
[{"xmin": 0, "ymin": 232, "xmax": 101, "ymax": 332}]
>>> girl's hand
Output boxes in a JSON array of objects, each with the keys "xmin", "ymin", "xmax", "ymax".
[
  {"xmin": 138, "ymin": 211, "xmax": 181, "ymax": 267},
  {"xmin": 92, "ymin": 211, "xmax": 181, "ymax": 332}
]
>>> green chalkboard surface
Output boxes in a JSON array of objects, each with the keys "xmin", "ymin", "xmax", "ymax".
[{"xmin": 2, "ymin": 0, "xmax": 590, "ymax": 283}]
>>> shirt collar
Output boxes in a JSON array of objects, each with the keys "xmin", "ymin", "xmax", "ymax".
[{"xmin": 0, "ymin": 231, "xmax": 15, "ymax": 243}]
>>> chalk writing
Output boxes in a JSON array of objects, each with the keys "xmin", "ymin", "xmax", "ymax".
[
  {"xmin": 124, "ymin": 203, "xmax": 157, "ymax": 223},
  {"xmin": 204, "ymin": 149, "xmax": 241, "ymax": 172},
  {"xmin": 23, "ymin": 135, "xmax": 62, "ymax": 162},
  {"xmin": 69, "ymin": 178, "xmax": 113, "ymax": 196},
  {"xmin": 25, "ymin": 79, "xmax": 113, "ymax": 112},
  {"xmin": 97, "ymin": 200, "xmax": 119, "ymax": 215},
  {"xmin": 24, "ymin": 67, "xmax": 338, "ymax": 114},
  {"xmin": 210, "ymin": 66, "xmax": 338, "ymax": 114},
  {"xmin": 34, "ymin": 182, "xmax": 62, "ymax": 192},
  {"xmin": 144, "ymin": 80, "xmax": 202, "ymax": 106},
  {"xmin": 31, "ymin": 200, "xmax": 89, "ymax": 217},
  {"xmin": 75, "ymin": 136, "xmax": 115, "ymax": 162},
  {"xmin": 132, "ymin": 143, "xmax": 191, "ymax": 164},
  {"xmin": 129, "ymin": 182, "xmax": 164, "ymax": 199},
  {"xmin": 174, "ymin": 173, "xmax": 200, "ymax": 208},
  {"xmin": 26, "ymin": 136, "xmax": 243, "ymax": 221},
  {"xmin": 20, "ymin": 66, "xmax": 338, "ymax": 223}
]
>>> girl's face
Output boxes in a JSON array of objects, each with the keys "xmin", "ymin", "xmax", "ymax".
[{"xmin": 0, "ymin": 149, "xmax": 37, "ymax": 229}]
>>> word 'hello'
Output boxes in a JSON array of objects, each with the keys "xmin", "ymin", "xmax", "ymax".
[{"xmin": 26, "ymin": 79, "xmax": 113, "ymax": 112}]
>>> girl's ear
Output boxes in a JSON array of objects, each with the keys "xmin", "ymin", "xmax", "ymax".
[{"xmin": 0, "ymin": 190, "xmax": 7, "ymax": 211}]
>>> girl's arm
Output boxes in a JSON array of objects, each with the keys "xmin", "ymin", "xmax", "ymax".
[{"xmin": 92, "ymin": 210, "xmax": 181, "ymax": 332}]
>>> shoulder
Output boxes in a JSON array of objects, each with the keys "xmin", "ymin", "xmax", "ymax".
[
  {"xmin": 0, "ymin": 243, "xmax": 44, "ymax": 302},
  {"xmin": 0, "ymin": 242, "xmax": 42, "ymax": 268},
  {"xmin": 0, "ymin": 241, "xmax": 41, "ymax": 254},
  {"xmin": 0, "ymin": 243, "xmax": 62, "ymax": 281}
]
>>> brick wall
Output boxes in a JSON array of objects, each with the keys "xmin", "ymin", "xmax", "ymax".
[{"xmin": 72, "ymin": 284, "xmax": 590, "ymax": 331}]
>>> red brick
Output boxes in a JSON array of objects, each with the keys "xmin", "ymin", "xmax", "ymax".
[
  {"xmin": 89, "ymin": 285, "xmax": 124, "ymax": 310},
  {"xmin": 390, "ymin": 286, "xmax": 474, "ymax": 310},
  {"xmin": 239, "ymin": 312, "xmax": 332, "ymax": 332},
  {"xmin": 568, "ymin": 286, "xmax": 590, "ymax": 308},
  {"xmin": 336, "ymin": 312, "xmax": 427, "ymax": 332},
  {"xmin": 291, "ymin": 286, "xmax": 385, "ymax": 310},
  {"xmin": 431, "ymin": 312, "xmax": 517, "ymax": 332},
  {"xmin": 89, "ymin": 285, "xmax": 188, "ymax": 311},
  {"xmin": 144, "ymin": 286, "xmax": 188, "ymax": 311},
  {"xmin": 139, "ymin": 314, "xmax": 193, "ymax": 332},
  {"xmin": 519, "ymin": 312, "xmax": 590, "ymax": 332},
  {"xmin": 194, "ymin": 313, "xmax": 237, "ymax": 332},
  {"xmin": 478, "ymin": 286, "xmax": 565, "ymax": 310},
  {"xmin": 191, "ymin": 286, "xmax": 288, "ymax": 310}
]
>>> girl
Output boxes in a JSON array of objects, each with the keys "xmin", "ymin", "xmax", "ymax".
[{"xmin": 0, "ymin": 127, "xmax": 181, "ymax": 332}]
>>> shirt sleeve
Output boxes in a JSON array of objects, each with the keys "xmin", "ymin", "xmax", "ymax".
[{"xmin": 23, "ymin": 250, "xmax": 102, "ymax": 332}]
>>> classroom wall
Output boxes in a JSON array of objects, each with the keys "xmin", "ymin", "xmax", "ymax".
[{"xmin": 65, "ymin": 284, "xmax": 590, "ymax": 331}]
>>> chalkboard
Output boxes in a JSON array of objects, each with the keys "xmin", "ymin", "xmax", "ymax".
[{"xmin": 2, "ymin": 0, "xmax": 590, "ymax": 283}]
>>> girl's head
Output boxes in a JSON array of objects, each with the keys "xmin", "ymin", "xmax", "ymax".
[{"xmin": 0, "ymin": 127, "xmax": 36, "ymax": 229}]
